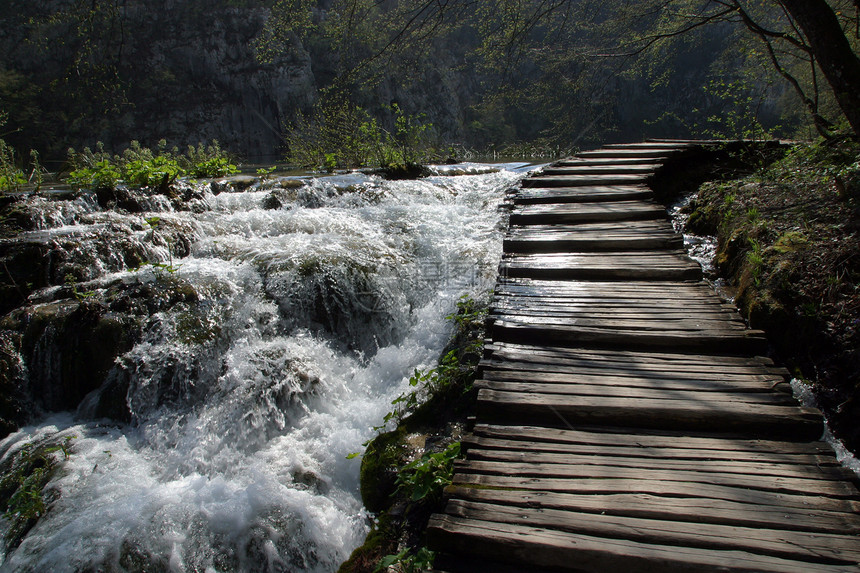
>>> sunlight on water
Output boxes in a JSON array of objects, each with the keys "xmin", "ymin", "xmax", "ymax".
[{"xmin": 0, "ymin": 165, "xmax": 529, "ymax": 571}]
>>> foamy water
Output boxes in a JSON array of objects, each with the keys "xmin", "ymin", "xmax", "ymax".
[{"xmin": 0, "ymin": 164, "xmax": 531, "ymax": 571}]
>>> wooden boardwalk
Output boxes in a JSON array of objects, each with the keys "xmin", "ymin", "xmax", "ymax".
[{"xmin": 426, "ymin": 142, "xmax": 860, "ymax": 572}]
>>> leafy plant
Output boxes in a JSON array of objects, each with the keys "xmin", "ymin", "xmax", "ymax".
[
  {"xmin": 0, "ymin": 138, "xmax": 27, "ymax": 192},
  {"xmin": 256, "ymin": 165, "xmax": 276, "ymax": 178},
  {"xmin": 374, "ymin": 546, "xmax": 436, "ymax": 573},
  {"xmin": 184, "ymin": 141, "xmax": 239, "ymax": 178},
  {"xmin": 65, "ymin": 273, "xmax": 96, "ymax": 301},
  {"xmin": 395, "ymin": 441, "xmax": 461, "ymax": 503},
  {"xmin": 285, "ymin": 95, "xmax": 437, "ymax": 172},
  {"xmin": 0, "ymin": 436, "xmax": 75, "ymax": 548},
  {"xmin": 66, "ymin": 139, "xmax": 239, "ymax": 190},
  {"xmin": 746, "ymin": 238, "xmax": 765, "ymax": 287}
]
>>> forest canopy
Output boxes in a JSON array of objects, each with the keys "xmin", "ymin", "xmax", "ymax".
[{"xmin": 1, "ymin": 0, "xmax": 859, "ymax": 164}]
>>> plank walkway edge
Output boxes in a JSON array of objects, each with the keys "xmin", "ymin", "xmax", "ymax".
[{"xmin": 426, "ymin": 141, "xmax": 860, "ymax": 572}]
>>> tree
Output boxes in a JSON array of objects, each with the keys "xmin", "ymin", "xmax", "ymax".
[
  {"xmin": 333, "ymin": 0, "xmax": 860, "ymax": 138},
  {"xmin": 779, "ymin": 0, "xmax": 860, "ymax": 136}
]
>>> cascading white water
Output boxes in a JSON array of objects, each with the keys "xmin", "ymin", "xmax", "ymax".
[{"xmin": 0, "ymin": 164, "xmax": 531, "ymax": 572}]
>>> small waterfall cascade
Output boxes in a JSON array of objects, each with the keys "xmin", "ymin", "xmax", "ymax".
[{"xmin": 0, "ymin": 163, "xmax": 531, "ymax": 572}]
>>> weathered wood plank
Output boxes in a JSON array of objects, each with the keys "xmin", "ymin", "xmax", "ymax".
[
  {"xmin": 462, "ymin": 438, "xmax": 847, "ymax": 475},
  {"xmin": 427, "ymin": 515, "xmax": 860, "ymax": 572},
  {"xmin": 444, "ymin": 486, "xmax": 860, "ymax": 532},
  {"xmin": 504, "ymin": 232, "xmax": 684, "ymax": 252},
  {"xmin": 489, "ymin": 319, "xmax": 768, "ymax": 354},
  {"xmin": 480, "ymin": 359, "xmax": 785, "ymax": 382},
  {"xmin": 576, "ymin": 149, "xmax": 675, "ymax": 159},
  {"xmin": 479, "ymin": 369, "xmax": 789, "ymax": 395},
  {"xmin": 554, "ymin": 158, "xmax": 667, "ymax": 167},
  {"xmin": 487, "ymin": 312, "xmax": 750, "ymax": 331},
  {"xmin": 500, "ymin": 255, "xmax": 703, "ymax": 281},
  {"xmin": 494, "ymin": 278, "xmax": 714, "ymax": 296},
  {"xmin": 515, "ymin": 185, "xmax": 654, "ymax": 204},
  {"xmin": 476, "ymin": 388, "xmax": 823, "ymax": 439},
  {"xmin": 484, "ymin": 342, "xmax": 778, "ymax": 367},
  {"xmin": 510, "ymin": 201, "xmax": 667, "ymax": 224},
  {"xmin": 454, "ymin": 458, "xmax": 858, "ymax": 497},
  {"xmin": 473, "ymin": 379, "xmax": 797, "ymax": 406},
  {"xmin": 462, "ymin": 436, "xmax": 841, "ymax": 468},
  {"xmin": 522, "ymin": 174, "xmax": 650, "ymax": 188},
  {"xmin": 451, "ymin": 473, "xmax": 854, "ymax": 515},
  {"xmin": 442, "ymin": 499, "xmax": 860, "ymax": 565},
  {"xmin": 539, "ymin": 165, "xmax": 659, "ymax": 176},
  {"xmin": 471, "ymin": 424, "xmax": 833, "ymax": 455}
]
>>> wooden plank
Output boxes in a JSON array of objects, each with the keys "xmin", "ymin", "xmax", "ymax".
[
  {"xmin": 489, "ymin": 307, "xmax": 744, "ymax": 322},
  {"xmin": 427, "ymin": 515, "xmax": 860, "ymax": 572},
  {"xmin": 554, "ymin": 158, "xmax": 668, "ymax": 167},
  {"xmin": 499, "ymin": 256, "xmax": 703, "ymax": 281},
  {"xmin": 463, "ymin": 435, "xmax": 841, "ymax": 467},
  {"xmin": 442, "ymin": 499, "xmax": 860, "ymax": 565},
  {"xmin": 454, "ymin": 459, "xmax": 858, "ymax": 498},
  {"xmin": 444, "ymin": 486, "xmax": 860, "ymax": 532},
  {"xmin": 576, "ymin": 149, "xmax": 675, "ymax": 159},
  {"xmin": 508, "ymin": 220, "xmax": 676, "ymax": 232},
  {"xmin": 515, "ymin": 185, "xmax": 654, "ymax": 204},
  {"xmin": 487, "ymin": 312, "xmax": 750, "ymax": 331},
  {"xmin": 489, "ymin": 319, "xmax": 767, "ymax": 353},
  {"xmin": 496, "ymin": 275, "xmax": 713, "ymax": 288},
  {"xmin": 471, "ymin": 424, "xmax": 833, "ymax": 455},
  {"xmin": 539, "ymin": 165, "xmax": 659, "ymax": 176},
  {"xmin": 476, "ymin": 388, "xmax": 823, "ymax": 439},
  {"xmin": 485, "ymin": 341, "xmax": 771, "ymax": 360},
  {"xmin": 479, "ymin": 356, "xmax": 784, "ymax": 380},
  {"xmin": 479, "ymin": 369, "xmax": 788, "ymax": 394},
  {"xmin": 451, "ymin": 473, "xmax": 852, "ymax": 515},
  {"xmin": 510, "ymin": 201, "xmax": 667, "ymax": 224},
  {"xmin": 484, "ymin": 342, "xmax": 779, "ymax": 367},
  {"xmin": 462, "ymin": 437, "xmax": 846, "ymax": 474},
  {"xmin": 521, "ymin": 174, "xmax": 650, "ymax": 188},
  {"xmin": 494, "ymin": 278, "xmax": 715, "ymax": 297},
  {"xmin": 603, "ymin": 142, "xmax": 700, "ymax": 149},
  {"xmin": 473, "ymin": 379, "xmax": 797, "ymax": 406},
  {"xmin": 504, "ymin": 224, "xmax": 684, "ymax": 252}
]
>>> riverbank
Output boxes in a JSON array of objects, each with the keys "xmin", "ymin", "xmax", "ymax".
[
  {"xmin": 682, "ymin": 137, "xmax": 860, "ymax": 453},
  {"xmin": 337, "ymin": 295, "xmax": 487, "ymax": 573}
]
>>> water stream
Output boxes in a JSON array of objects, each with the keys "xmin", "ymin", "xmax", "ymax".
[{"xmin": 0, "ymin": 163, "xmax": 531, "ymax": 572}]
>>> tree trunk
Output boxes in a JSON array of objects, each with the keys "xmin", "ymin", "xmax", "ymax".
[{"xmin": 780, "ymin": 0, "xmax": 860, "ymax": 136}]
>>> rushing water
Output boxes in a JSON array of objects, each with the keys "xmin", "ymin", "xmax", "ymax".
[{"xmin": 0, "ymin": 164, "xmax": 530, "ymax": 572}]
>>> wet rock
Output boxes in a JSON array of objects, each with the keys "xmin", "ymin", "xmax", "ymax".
[
  {"xmin": 0, "ymin": 331, "xmax": 33, "ymax": 439},
  {"xmin": 212, "ymin": 176, "xmax": 258, "ymax": 194},
  {"xmin": 359, "ymin": 427, "xmax": 408, "ymax": 513},
  {"xmin": 262, "ymin": 190, "xmax": 287, "ymax": 210},
  {"xmin": 0, "ymin": 241, "xmax": 52, "ymax": 315},
  {"xmin": 7, "ymin": 300, "xmax": 137, "ymax": 413},
  {"xmin": 95, "ymin": 187, "xmax": 146, "ymax": 213},
  {"xmin": 77, "ymin": 364, "xmax": 133, "ymax": 423}
]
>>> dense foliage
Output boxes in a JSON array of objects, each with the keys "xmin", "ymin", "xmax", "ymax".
[
  {"xmin": 66, "ymin": 140, "xmax": 238, "ymax": 190},
  {"xmin": 2, "ymin": 1, "xmax": 859, "ymax": 168},
  {"xmin": 686, "ymin": 138, "xmax": 860, "ymax": 449}
]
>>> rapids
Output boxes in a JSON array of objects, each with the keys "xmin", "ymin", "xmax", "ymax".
[{"xmin": 0, "ymin": 163, "xmax": 531, "ymax": 572}]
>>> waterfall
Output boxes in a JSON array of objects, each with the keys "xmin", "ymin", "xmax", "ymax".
[{"xmin": 0, "ymin": 164, "xmax": 531, "ymax": 572}]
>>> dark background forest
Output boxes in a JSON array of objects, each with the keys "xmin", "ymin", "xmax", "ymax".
[{"xmin": 2, "ymin": 0, "xmax": 854, "ymax": 166}]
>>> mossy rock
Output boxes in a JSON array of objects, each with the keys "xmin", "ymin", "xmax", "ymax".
[
  {"xmin": 359, "ymin": 427, "xmax": 407, "ymax": 513},
  {"xmin": 337, "ymin": 515, "xmax": 398, "ymax": 573},
  {"xmin": 685, "ymin": 207, "xmax": 716, "ymax": 236}
]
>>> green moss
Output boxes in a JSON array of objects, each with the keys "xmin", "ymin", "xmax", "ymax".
[
  {"xmin": 359, "ymin": 427, "xmax": 408, "ymax": 513},
  {"xmin": 685, "ymin": 138, "xmax": 860, "ymax": 451},
  {"xmin": 337, "ymin": 514, "xmax": 398, "ymax": 573}
]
